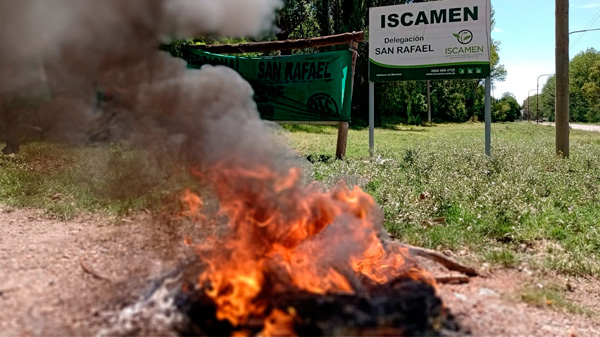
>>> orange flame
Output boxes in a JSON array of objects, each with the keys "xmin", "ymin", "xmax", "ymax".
[
  {"xmin": 183, "ymin": 163, "xmax": 435, "ymax": 327},
  {"xmin": 258, "ymin": 308, "xmax": 297, "ymax": 337},
  {"xmin": 180, "ymin": 188, "xmax": 204, "ymax": 221}
]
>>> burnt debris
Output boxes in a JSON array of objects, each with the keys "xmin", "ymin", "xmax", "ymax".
[{"xmin": 176, "ymin": 275, "xmax": 460, "ymax": 337}]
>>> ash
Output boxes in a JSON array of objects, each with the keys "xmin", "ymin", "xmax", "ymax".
[{"xmin": 96, "ymin": 271, "xmax": 185, "ymax": 337}]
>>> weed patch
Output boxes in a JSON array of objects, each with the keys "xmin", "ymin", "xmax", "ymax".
[
  {"xmin": 286, "ymin": 123, "xmax": 600, "ymax": 276},
  {"xmin": 0, "ymin": 142, "xmax": 190, "ymax": 219},
  {"xmin": 520, "ymin": 283, "xmax": 595, "ymax": 317}
]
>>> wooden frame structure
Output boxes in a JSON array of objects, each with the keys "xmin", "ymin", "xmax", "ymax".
[{"xmin": 188, "ymin": 31, "xmax": 365, "ymax": 159}]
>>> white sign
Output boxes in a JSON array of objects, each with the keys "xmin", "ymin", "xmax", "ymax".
[{"xmin": 369, "ymin": 0, "xmax": 491, "ymax": 81}]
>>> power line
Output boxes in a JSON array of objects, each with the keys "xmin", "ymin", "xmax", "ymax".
[
  {"xmin": 570, "ymin": 9, "xmax": 599, "ymax": 48},
  {"xmin": 569, "ymin": 27, "xmax": 600, "ymax": 34},
  {"xmin": 570, "ymin": 8, "xmax": 600, "ymax": 49},
  {"xmin": 573, "ymin": 10, "xmax": 600, "ymax": 48}
]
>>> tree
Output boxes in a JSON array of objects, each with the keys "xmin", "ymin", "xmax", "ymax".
[
  {"xmin": 490, "ymin": 40, "xmax": 507, "ymax": 84},
  {"xmin": 582, "ymin": 59, "xmax": 600, "ymax": 122},
  {"xmin": 492, "ymin": 92, "xmax": 520, "ymax": 122},
  {"xmin": 540, "ymin": 75, "xmax": 556, "ymax": 121},
  {"xmin": 276, "ymin": 0, "xmax": 318, "ymax": 42},
  {"xmin": 502, "ymin": 93, "xmax": 521, "ymax": 121},
  {"xmin": 538, "ymin": 48, "xmax": 600, "ymax": 123},
  {"xmin": 569, "ymin": 48, "xmax": 600, "ymax": 122},
  {"xmin": 521, "ymin": 94, "xmax": 539, "ymax": 120}
]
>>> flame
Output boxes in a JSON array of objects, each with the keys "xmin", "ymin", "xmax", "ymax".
[
  {"xmin": 180, "ymin": 188, "xmax": 204, "ymax": 221},
  {"xmin": 258, "ymin": 308, "xmax": 297, "ymax": 337},
  {"xmin": 184, "ymin": 162, "xmax": 435, "ymax": 328}
]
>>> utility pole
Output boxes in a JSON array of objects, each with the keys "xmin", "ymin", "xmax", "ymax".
[{"xmin": 556, "ymin": 0, "xmax": 569, "ymax": 157}]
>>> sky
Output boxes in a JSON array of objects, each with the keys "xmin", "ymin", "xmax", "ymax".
[{"xmin": 491, "ymin": 0, "xmax": 600, "ymax": 104}]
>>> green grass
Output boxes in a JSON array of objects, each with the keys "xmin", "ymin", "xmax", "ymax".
[
  {"xmin": 519, "ymin": 282, "xmax": 596, "ymax": 317},
  {"xmin": 2, "ymin": 122, "xmax": 600, "ymax": 276},
  {"xmin": 283, "ymin": 122, "xmax": 600, "ymax": 276},
  {"xmin": 0, "ymin": 142, "xmax": 191, "ymax": 219},
  {"xmin": 484, "ymin": 248, "xmax": 521, "ymax": 268}
]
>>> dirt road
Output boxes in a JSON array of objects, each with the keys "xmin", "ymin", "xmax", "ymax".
[
  {"xmin": 1, "ymin": 206, "xmax": 599, "ymax": 336},
  {"xmin": 0, "ymin": 206, "xmax": 194, "ymax": 336},
  {"xmin": 541, "ymin": 122, "xmax": 600, "ymax": 133}
]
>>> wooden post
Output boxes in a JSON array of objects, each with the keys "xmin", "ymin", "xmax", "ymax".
[
  {"xmin": 336, "ymin": 121, "xmax": 349, "ymax": 159},
  {"xmin": 335, "ymin": 40, "xmax": 359, "ymax": 160},
  {"xmin": 556, "ymin": 0, "xmax": 570, "ymax": 157}
]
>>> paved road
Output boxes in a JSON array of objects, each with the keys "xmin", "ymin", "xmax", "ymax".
[{"xmin": 540, "ymin": 122, "xmax": 600, "ymax": 133}]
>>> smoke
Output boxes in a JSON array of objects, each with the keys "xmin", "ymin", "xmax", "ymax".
[
  {"xmin": 163, "ymin": 0, "xmax": 282, "ymax": 39},
  {"xmin": 0, "ymin": 0, "xmax": 282, "ymax": 164},
  {"xmin": 0, "ymin": 4, "xmax": 423, "ymax": 327}
]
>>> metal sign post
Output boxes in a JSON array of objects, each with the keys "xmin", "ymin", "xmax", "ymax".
[
  {"xmin": 485, "ymin": 77, "xmax": 491, "ymax": 156},
  {"xmin": 369, "ymin": 81, "xmax": 375, "ymax": 157}
]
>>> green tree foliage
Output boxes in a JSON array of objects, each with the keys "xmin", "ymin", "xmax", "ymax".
[
  {"xmin": 521, "ymin": 94, "xmax": 540, "ymax": 121},
  {"xmin": 490, "ymin": 40, "xmax": 507, "ymax": 83},
  {"xmin": 377, "ymin": 81, "xmax": 427, "ymax": 124},
  {"xmin": 569, "ymin": 48, "xmax": 600, "ymax": 122},
  {"xmin": 435, "ymin": 79, "xmax": 484, "ymax": 122},
  {"xmin": 540, "ymin": 75, "xmax": 556, "ymax": 121},
  {"xmin": 538, "ymin": 48, "xmax": 600, "ymax": 123},
  {"xmin": 492, "ymin": 92, "xmax": 520, "ymax": 122},
  {"xmin": 582, "ymin": 59, "xmax": 600, "ymax": 122},
  {"xmin": 276, "ymin": 0, "xmax": 318, "ymax": 41}
]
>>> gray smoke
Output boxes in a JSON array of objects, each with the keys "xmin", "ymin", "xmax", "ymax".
[
  {"xmin": 0, "ymin": 0, "xmax": 283, "ymax": 167},
  {"xmin": 164, "ymin": 0, "xmax": 282, "ymax": 39}
]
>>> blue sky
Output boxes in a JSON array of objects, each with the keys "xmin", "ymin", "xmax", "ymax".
[{"xmin": 491, "ymin": 0, "xmax": 600, "ymax": 103}]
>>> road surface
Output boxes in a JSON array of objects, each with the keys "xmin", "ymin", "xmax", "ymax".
[{"xmin": 541, "ymin": 122, "xmax": 600, "ymax": 133}]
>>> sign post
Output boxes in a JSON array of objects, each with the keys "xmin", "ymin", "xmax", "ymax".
[
  {"xmin": 485, "ymin": 77, "xmax": 491, "ymax": 156},
  {"xmin": 369, "ymin": 81, "xmax": 375, "ymax": 157},
  {"xmin": 369, "ymin": 0, "xmax": 492, "ymax": 155}
]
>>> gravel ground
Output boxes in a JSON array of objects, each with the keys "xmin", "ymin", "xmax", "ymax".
[
  {"xmin": 540, "ymin": 122, "xmax": 600, "ymax": 133},
  {"xmin": 439, "ymin": 270, "xmax": 600, "ymax": 337},
  {"xmin": 0, "ymin": 206, "xmax": 193, "ymax": 336},
  {"xmin": 1, "ymin": 206, "xmax": 598, "ymax": 336}
]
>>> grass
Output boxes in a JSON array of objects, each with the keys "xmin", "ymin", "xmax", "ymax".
[
  {"xmin": 1, "ymin": 122, "xmax": 600, "ymax": 277},
  {"xmin": 519, "ymin": 282, "xmax": 596, "ymax": 317},
  {"xmin": 282, "ymin": 122, "xmax": 600, "ymax": 276},
  {"xmin": 0, "ymin": 142, "xmax": 191, "ymax": 219}
]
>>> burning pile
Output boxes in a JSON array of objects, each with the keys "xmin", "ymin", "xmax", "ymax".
[
  {"xmin": 176, "ymin": 161, "xmax": 455, "ymax": 336},
  {"xmin": 1, "ymin": 1, "xmax": 460, "ymax": 336}
]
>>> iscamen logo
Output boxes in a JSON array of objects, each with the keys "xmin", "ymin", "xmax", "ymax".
[{"xmin": 453, "ymin": 29, "xmax": 473, "ymax": 45}]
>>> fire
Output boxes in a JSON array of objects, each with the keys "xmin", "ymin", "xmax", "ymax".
[
  {"xmin": 180, "ymin": 188, "xmax": 204, "ymax": 221},
  {"xmin": 258, "ymin": 308, "xmax": 297, "ymax": 337},
  {"xmin": 183, "ymin": 162, "xmax": 434, "ymax": 330}
]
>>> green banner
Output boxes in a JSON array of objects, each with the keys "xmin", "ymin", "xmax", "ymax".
[{"xmin": 183, "ymin": 47, "xmax": 353, "ymax": 122}]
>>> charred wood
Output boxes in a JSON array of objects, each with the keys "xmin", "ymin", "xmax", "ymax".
[
  {"xmin": 403, "ymin": 244, "xmax": 481, "ymax": 277},
  {"xmin": 176, "ymin": 276, "xmax": 459, "ymax": 337}
]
